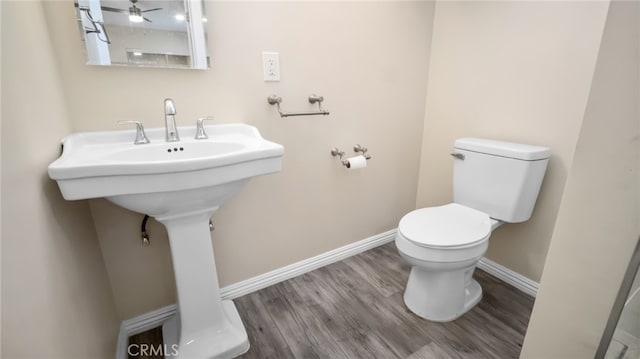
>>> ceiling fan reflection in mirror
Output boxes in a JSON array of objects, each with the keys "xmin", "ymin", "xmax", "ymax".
[{"xmin": 101, "ymin": 0, "xmax": 162, "ymax": 23}]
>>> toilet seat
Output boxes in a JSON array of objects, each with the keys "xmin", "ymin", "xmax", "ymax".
[
  {"xmin": 395, "ymin": 204, "xmax": 493, "ymax": 321},
  {"xmin": 398, "ymin": 203, "xmax": 491, "ymax": 249}
]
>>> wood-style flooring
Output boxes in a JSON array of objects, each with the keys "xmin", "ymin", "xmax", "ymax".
[{"xmin": 129, "ymin": 243, "xmax": 534, "ymax": 359}]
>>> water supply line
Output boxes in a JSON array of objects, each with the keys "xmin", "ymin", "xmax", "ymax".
[
  {"xmin": 139, "ymin": 215, "xmax": 214, "ymax": 246},
  {"xmin": 141, "ymin": 215, "xmax": 150, "ymax": 246}
]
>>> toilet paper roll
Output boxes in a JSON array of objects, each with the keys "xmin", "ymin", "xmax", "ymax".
[{"xmin": 346, "ymin": 155, "xmax": 367, "ymax": 169}]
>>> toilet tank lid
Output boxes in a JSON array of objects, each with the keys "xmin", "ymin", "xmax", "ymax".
[{"xmin": 455, "ymin": 138, "xmax": 551, "ymax": 161}]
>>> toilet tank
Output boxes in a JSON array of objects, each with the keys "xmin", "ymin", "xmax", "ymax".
[{"xmin": 452, "ymin": 138, "xmax": 550, "ymax": 223}]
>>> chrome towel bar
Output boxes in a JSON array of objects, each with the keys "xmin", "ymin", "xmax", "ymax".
[{"xmin": 268, "ymin": 94, "xmax": 330, "ymax": 118}]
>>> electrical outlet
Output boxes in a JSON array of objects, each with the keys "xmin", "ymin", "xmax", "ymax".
[{"xmin": 262, "ymin": 52, "xmax": 280, "ymax": 82}]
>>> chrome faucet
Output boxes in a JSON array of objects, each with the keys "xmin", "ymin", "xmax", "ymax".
[{"xmin": 164, "ymin": 98, "xmax": 180, "ymax": 142}]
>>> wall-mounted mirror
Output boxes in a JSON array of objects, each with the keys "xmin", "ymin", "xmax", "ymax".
[{"xmin": 74, "ymin": 0, "xmax": 209, "ymax": 69}]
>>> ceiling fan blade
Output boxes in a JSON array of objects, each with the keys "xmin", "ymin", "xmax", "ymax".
[
  {"xmin": 141, "ymin": 8, "xmax": 163, "ymax": 13},
  {"xmin": 143, "ymin": 17, "xmax": 153, "ymax": 23},
  {"xmin": 100, "ymin": 6, "xmax": 129, "ymax": 14}
]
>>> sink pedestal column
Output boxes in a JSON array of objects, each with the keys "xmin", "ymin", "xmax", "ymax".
[{"xmin": 156, "ymin": 208, "xmax": 249, "ymax": 359}]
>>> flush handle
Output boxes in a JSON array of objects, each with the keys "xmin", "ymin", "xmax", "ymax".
[{"xmin": 450, "ymin": 152, "xmax": 465, "ymax": 160}]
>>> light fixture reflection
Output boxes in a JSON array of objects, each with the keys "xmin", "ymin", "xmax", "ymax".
[
  {"xmin": 129, "ymin": 6, "xmax": 144, "ymax": 23},
  {"xmin": 175, "ymin": 14, "xmax": 185, "ymax": 21},
  {"xmin": 129, "ymin": 14, "xmax": 144, "ymax": 23}
]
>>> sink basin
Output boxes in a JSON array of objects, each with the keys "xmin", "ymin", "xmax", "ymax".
[
  {"xmin": 49, "ymin": 124, "xmax": 283, "ymax": 211},
  {"xmin": 48, "ymin": 123, "xmax": 284, "ymax": 359}
]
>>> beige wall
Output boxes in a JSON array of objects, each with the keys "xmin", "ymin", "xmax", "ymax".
[
  {"xmin": 521, "ymin": 1, "xmax": 639, "ymax": 356},
  {"xmin": 43, "ymin": 1, "xmax": 435, "ymax": 319},
  {"xmin": 1, "ymin": 1, "xmax": 120, "ymax": 358},
  {"xmin": 416, "ymin": 1, "xmax": 609, "ymax": 282}
]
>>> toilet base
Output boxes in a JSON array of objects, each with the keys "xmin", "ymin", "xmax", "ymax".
[{"xmin": 403, "ymin": 265, "xmax": 482, "ymax": 322}]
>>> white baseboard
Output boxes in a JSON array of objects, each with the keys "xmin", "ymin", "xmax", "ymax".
[
  {"xmin": 477, "ymin": 256, "xmax": 539, "ymax": 297},
  {"xmin": 116, "ymin": 229, "xmax": 397, "ymax": 359}
]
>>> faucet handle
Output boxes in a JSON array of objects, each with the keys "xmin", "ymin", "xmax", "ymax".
[
  {"xmin": 195, "ymin": 117, "xmax": 214, "ymax": 140},
  {"xmin": 118, "ymin": 120, "xmax": 150, "ymax": 145}
]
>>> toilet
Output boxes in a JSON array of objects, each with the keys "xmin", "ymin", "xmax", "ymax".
[{"xmin": 396, "ymin": 138, "xmax": 550, "ymax": 322}]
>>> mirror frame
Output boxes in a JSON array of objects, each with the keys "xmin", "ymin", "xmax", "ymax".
[{"xmin": 74, "ymin": 0, "xmax": 209, "ymax": 69}]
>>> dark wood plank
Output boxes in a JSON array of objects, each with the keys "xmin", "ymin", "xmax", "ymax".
[
  {"xmin": 234, "ymin": 290, "xmax": 295, "ymax": 359},
  {"xmin": 274, "ymin": 281, "xmax": 350, "ymax": 358},
  {"xmin": 342, "ymin": 244, "xmax": 408, "ymax": 297},
  {"xmin": 129, "ymin": 242, "xmax": 534, "ymax": 359},
  {"xmin": 128, "ymin": 327, "xmax": 163, "ymax": 359},
  {"xmin": 285, "ymin": 268, "xmax": 402, "ymax": 358}
]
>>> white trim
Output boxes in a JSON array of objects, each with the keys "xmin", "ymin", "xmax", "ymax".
[
  {"xmin": 477, "ymin": 256, "xmax": 539, "ymax": 297},
  {"xmin": 116, "ymin": 325, "xmax": 128, "ymax": 359},
  {"xmin": 116, "ymin": 229, "xmax": 397, "ymax": 359}
]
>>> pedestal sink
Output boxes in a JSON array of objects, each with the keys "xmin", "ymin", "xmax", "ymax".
[{"xmin": 48, "ymin": 123, "xmax": 284, "ymax": 358}]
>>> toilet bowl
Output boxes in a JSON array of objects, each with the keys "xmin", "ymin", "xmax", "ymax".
[
  {"xmin": 396, "ymin": 137, "xmax": 550, "ymax": 322},
  {"xmin": 396, "ymin": 203, "xmax": 493, "ymax": 321}
]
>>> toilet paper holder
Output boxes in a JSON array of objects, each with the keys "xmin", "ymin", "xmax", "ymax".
[{"xmin": 331, "ymin": 144, "xmax": 372, "ymax": 167}]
